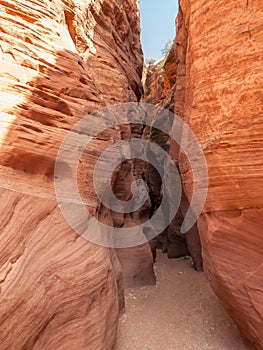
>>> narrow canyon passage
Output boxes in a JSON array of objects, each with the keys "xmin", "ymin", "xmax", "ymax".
[
  {"xmin": 115, "ymin": 252, "xmax": 249, "ymax": 350},
  {"xmin": 0, "ymin": 0, "xmax": 262, "ymax": 349}
]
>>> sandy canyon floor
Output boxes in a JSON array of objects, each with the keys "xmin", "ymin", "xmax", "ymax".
[{"xmin": 115, "ymin": 252, "xmax": 249, "ymax": 350}]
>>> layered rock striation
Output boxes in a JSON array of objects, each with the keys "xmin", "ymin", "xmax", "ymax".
[
  {"xmin": 143, "ymin": 59, "xmax": 165, "ymax": 105},
  {"xmin": 143, "ymin": 40, "xmax": 202, "ymax": 271},
  {"xmin": 0, "ymin": 0, "xmax": 149, "ymax": 348},
  {"xmin": 144, "ymin": 0, "xmax": 263, "ymax": 348}
]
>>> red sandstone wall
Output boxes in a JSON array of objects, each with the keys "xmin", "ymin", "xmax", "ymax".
[
  {"xmin": 0, "ymin": 0, "xmax": 144, "ymax": 348},
  {"xmin": 175, "ymin": 1, "xmax": 263, "ymax": 349}
]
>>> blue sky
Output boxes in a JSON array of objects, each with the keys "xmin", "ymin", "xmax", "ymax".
[{"xmin": 140, "ymin": 0, "xmax": 179, "ymax": 60}]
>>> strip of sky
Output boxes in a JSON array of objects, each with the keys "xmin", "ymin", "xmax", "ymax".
[{"xmin": 140, "ymin": 0, "xmax": 178, "ymax": 60}]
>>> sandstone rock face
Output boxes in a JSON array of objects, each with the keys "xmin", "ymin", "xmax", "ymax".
[
  {"xmin": 0, "ymin": 0, "xmax": 146, "ymax": 348},
  {"xmin": 143, "ymin": 43, "xmax": 177, "ymax": 107},
  {"xmin": 143, "ymin": 0, "xmax": 263, "ymax": 347},
  {"xmin": 143, "ymin": 60, "xmax": 165, "ymax": 105},
  {"xmin": 173, "ymin": 1, "xmax": 263, "ymax": 349},
  {"xmin": 142, "ymin": 106, "xmax": 203, "ymax": 271},
  {"xmin": 142, "ymin": 43, "xmax": 202, "ymax": 271}
]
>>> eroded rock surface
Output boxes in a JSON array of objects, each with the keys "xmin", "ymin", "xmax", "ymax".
[
  {"xmin": 143, "ymin": 46, "xmax": 202, "ymax": 271},
  {"xmin": 143, "ymin": 60, "xmax": 165, "ymax": 105},
  {"xmin": 0, "ymin": 0, "xmax": 148, "ymax": 348},
  {"xmin": 143, "ymin": 0, "xmax": 263, "ymax": 348},
  {"xmin": 168, "ymin": 1, "xmax": 263, "ymax": 349}
]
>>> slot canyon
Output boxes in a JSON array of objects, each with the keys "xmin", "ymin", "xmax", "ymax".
[{"xmin": 0, "ymin": 0, "xmax": 262, "ymax": 349}]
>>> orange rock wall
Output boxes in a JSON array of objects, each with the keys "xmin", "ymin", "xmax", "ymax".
[
  {"xmin": 0, "ymin": 0, "xmax": 143, "ymax": 348},
  {"xmin": 143, "ymin": 60, "xmax": 165, "ymax": 105},
  {"xmin": 175, "ymin": 1, "xmax": 263, "ymax": 349}
]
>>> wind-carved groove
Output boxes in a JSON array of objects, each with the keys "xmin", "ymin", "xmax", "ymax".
[{"xmin": 64, "ymin": 9, "xmax": 77, "ymax": 45}]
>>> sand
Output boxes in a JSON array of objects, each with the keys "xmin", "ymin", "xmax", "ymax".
[{"xmin": 115, "ymin": 251, "xmax": 249, "ymax": 350}]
